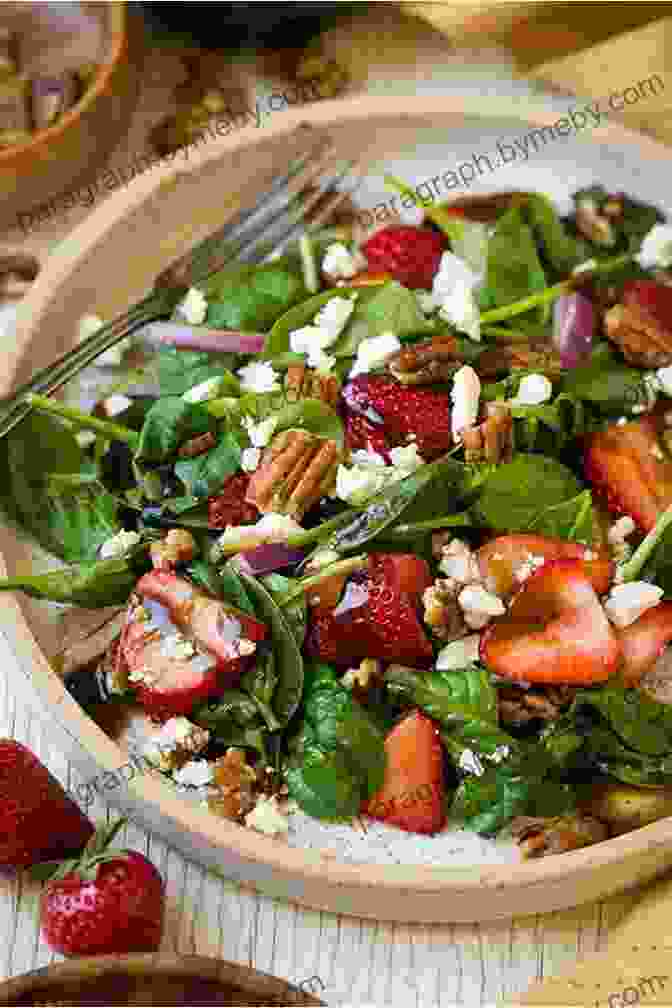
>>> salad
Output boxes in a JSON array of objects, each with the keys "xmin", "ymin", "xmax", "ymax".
[{"xmin": 4, "ymin": 180, "xmax": 672, "ymax": 858}]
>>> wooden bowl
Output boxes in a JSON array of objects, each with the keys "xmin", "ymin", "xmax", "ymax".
[
  {"xmin": 0, "ymin": 954, "xmax": 324, "ymax": 1005},
  {"xmin": 3, "ymin": 94, "xmax": 672, "ymax": 924},
  {"xmin": 0, "ymin": 2, "xmax": 137, "ymax": 231}
]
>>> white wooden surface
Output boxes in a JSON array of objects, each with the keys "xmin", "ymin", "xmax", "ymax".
[{"xmin": 0, "ymin": 628, "xmax": 636, "ymax": 1007}]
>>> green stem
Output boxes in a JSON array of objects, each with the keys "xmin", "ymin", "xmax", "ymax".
[
  {"xmin": 26, "ymin": 394, "xmax": 139, "ymax": 448},
  {"xmin": 618, "ymin": 504, "xmax": 672, "ymax": 582},
  {"xmin": 285, "ymin": 512, "xmax": 357, "ymax": 549},
  {"xmin": 278, "ymin": 553, "xmax": 368, "ymax": 606},
  {"xmin": 385, "ymin": 512, "xmax": 475, "ymax": 538}
]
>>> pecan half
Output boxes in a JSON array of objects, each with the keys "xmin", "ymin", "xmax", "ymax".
[
  {"xmin": 477, "ymin": 344, "xmax": 564, "ymax": 380},
  {"xmin": 462, "ymin": 402, "xmax": 513, "ymax": 463},
  {"xmin": 178, "ymin": 431, "xmax": 217, "ymax": 458},
  {"xmin": 284, "ymin": 364, "xmax": 340, "ymax": 408},
  {"xmin": 422, "ymin": 579, "xmax": 466, "ymax": 641},
  {"xmin": 509, "ymin": 814, "xmax": 609, "ymax": 859},
  {"xmin": 208, "ymin": 747, "xmax": 258, "ymax": 821},
  {"xmin": 605, "ymin": 300, "xmax": 672, "ymax": 368},
  {"xmin": 245, "ymin": 429, "xmax": 341, "ymax": 518},
  {"xmin": 388, "ymin": 336, "xmax": 460, "ymax": 385},
  {"xmin": 497, "ymin": 683, "xmax": 576, "ymax": 727}
]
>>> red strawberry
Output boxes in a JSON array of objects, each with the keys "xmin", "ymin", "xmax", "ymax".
[
  {"xmin": 0, "ymin": 741, "xmax": 94, "ymax": 868},
  {"xmin": 363, "ymin": 711, "xmax": 445, "ymax": 834},
  {"xmin": 208, "ymin": 474, "xmax": 259, "ymax": 528},
  {"xmin": 476, "ymin": 534, "xmax": 614, "ymax": 598},
  {"xmin": 362, "ymin": 226, "xmax": 445, "ymax": 289},
  {"xmin": 309, "ymin": 553, "xmax": 433, "ymax": 666},
  {"xmin": 123, "ymin": 572, "xmax": 267, "ymax": 719},
  {"xmin": 343, "ymin": 375, "xmax": 452, "ymax": 459},
  {"xmin": 344, "ymin": 413, "xmax": 390, "ymax": 459},
  {"xmin": 617, "ymin": 601, "xmax": 672, "ymax": 685},
  {"xmin": 40, "ymin": 820, "xmax": 164, "ymax": 957},
  {"xmin": 584, "ymin": 416, "xmax": 672, "ymax": 532},
  {"xmin": 622, "ymin": 279, "xmax": 672, "ymax": 330},
  {"xmin": 481, "ymin": 559, "xmax": 621, "ymax": 686}
]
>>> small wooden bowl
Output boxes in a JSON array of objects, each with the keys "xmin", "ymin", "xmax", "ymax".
[
  {"xmin": 0, "ymin": 954, "xmax": 324, "ymax": 1006},
  {"xmin": 0, "ymin": 2, "xmax": 138, "ymax": 230}
]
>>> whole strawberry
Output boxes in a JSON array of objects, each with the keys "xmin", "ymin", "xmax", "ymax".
[
  {"xmin": 362, "ymin": 226, "xmax": 444, "ymax": 289},
  {"xmin": 38, "ymin": 819, "xmax": 164, "ymax": 957},
  {"xmin": 0, "ymin": 740, "xmax": 94, "ymax": 868}
]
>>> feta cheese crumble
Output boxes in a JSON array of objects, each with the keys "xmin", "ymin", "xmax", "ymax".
[
  {"xmin": 335, "ymin": 442, "xmax": 425, "ymax": 506},
  {"xmin": 637, "ymin": 224, "xmax": 672, "ymax": 271},
  {"xmin": 176, "ymin": 287, "xmax": 208, "ymax": 326},
  {"xmin": 349, "ymin": 331, "xmax": 401, "ymax": 378},
  {"xmin": 438, "ymin": 539, "xmax": 481, "ymax": 584},
  {"xmin": 321, "ymin": 242, "xmax": 363, "ymax": 280},
  {"xmin": 236, "ymin": 361, "xmax": 280, "ymax": 394},
  {"xmin": 657, "ymin": 365, "xmax": 672, "ymax": 399},
  {"xmin": 142, "ymin": 718, "xmax": 210, "ymax": 770},
  {"xmin": 183, "ymin": 376, "xmax": 226, "ymax": 403},
  {"xmin": 458, "ymin": 749, "xmax": 485, "ymax": 777},
  {"xmin": 604, "ymin": 582, "xmax": 664, "ymax": 628},
  {"xmin": 512, "ymin": 373, "xmax": 553, "ymax": 406},
  {"xmin": 213, "ymin": 513, "xmax": 304, "ymax": 554},
  {"xmin": 436, "ymin": 634, "xmax": 481, "ymax": 671},
  {"xmin": 245, "ymin": 794, "xmax": 290, "ymax": 836},
  {"xmin": 458, "ymin": 585, "xmax": 505, "ymax": 630},
  {"xmin": 102, "ymin": 394, "xmax": 133, "ymax": 417},
  {"xmin": 432, "ymin": 252, "xmax": 482, "ymax": 342},
  {"xmin": 240, "ymin": 446, "xmax": 261, "ymax": 472},
  {"xmin": 289, "ymin": 295, "xmax": 356, "ymax": 371},
  {"xmin": 99, "ymin": 529, "xmax": 141, "ymax": 559},
  {"xmin": 172, "ymin": 760, "xmax": 214, "ymax": 788},
  {"xmin": 450, "ymin": 365, "xmax": 481, "ymax": 443},
  {"xmin": 608, "ymin": 516, "xmax": 636, "ymax": 545},
  {"xmin": 242, "ymin": 415, "xmax": 277, "ymax": 448}
]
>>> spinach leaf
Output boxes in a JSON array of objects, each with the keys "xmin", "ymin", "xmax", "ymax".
[
  {"xmin": 238, "ymin": 571, "xmax": 304, "ymax": 725},
  {"xmin": 343, "ymin": 280, "xmax": 433, "ymax": 346},
  {"xmin": 0, "ymin": 544, "xmax": 150, "ymax": 606},
  {"xmin": 571, "ymin": 186, "xmax": 665, "ymax": 254},
  {"xmin": 524, "ymin": 489, "xmax": 596, "ymax": 545},
  {"xmin": 273, "ymin": 399, "xmax": 344, "ymax": 449},
  {"xmin": 192, "ymin": 691, "xmax": 267, "ymax": 756},
  {"xmin": 305, "ymin": 686, "xmax": 386, "ymax": 798},
  {"xmin": 285, "ymin": 740, "xmax": 365, "ymax": 821},
  {"xmin": 260, "ymin": 573, "xmax": 308, "ymax": 647},
  {"xmin": 479, "ymin": 206, "xmax": 548, "ymax": 317},
  {"xmin": 265, "ymin": 288, "xmax": 359, "ymax": 357},
  {"xmin": 510, "ymin": 394, "xmax": 586, "ymax": 454},
  {"xmin": 45, "ymin": 474, "xmax": 121, "ymax": 563},
  {"xmin": 473, "ymin": 454, "xmax": 583, "ymax": 533},
  {"xmin": 186, "ymin": 557, "xmax": 258, "ymax": 617},
  {"xmin": 572, "ymin": 685, "xmax": 672, "ymax": 758},
  {"xmin": 156, "ymin": 348, "xmax": 240, "ymax": 397},
  {"xmin": 524, "ymin": 193, "xmax": 588, "ymax": 274},
  {"xmin": 174, "ymin": 430, "xmax": 241, "ymax": 498},
  {"xmin": 562, "ymin": 343, "xmax": 651, "ymax": 414},
  {"xmin": 203, "ymin": 259, "xmax": 307, "ymax": 332},
  {"xmin": 240, "ymin": 648, "xmax": 281, "ymax": 732},
  {"xmin": 135, "ymin": 398, "xmax": 212, "ymax": 463},
  {"xmin": 640, "ymin": 523, "xmax": 672, "ymax": 598}
]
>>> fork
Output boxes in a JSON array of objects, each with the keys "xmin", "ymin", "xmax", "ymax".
[{"xmin": 0, "ymin": 123, "xmax": 365, "ymax": 440}]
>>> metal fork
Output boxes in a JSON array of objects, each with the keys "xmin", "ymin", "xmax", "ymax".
[{"xmin": 0, "ymin": 123, "xmax": 364, "ymax": 440}]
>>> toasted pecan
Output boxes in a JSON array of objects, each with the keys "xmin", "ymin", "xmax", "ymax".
[
  {"xmin": 509, "ymin": 814, "xmax": 609, "ymax": 859},
  {"xmin": 178, "ymin": 431, "xmax": 217, "ymax": 458},
  {"xmin": 462, "ymin": 403, "xmax": 513, "ymax": 463},
  {"xmin": 605, "ymin": 302, "xmax": 672, "ymax": 368},
  {"xmin": 245, "ymin": 429, "xmax": 341, "ymax": 517},
  {"xmin": 284, "ymin": 364, "xmax": 340, "ymax": 408},
  {"xmin": 388, "ymin": 337, "xmax": 460, "ymax": 385},
  {"xmin": 208, "ymin": 748, "xmax": 257, "ymax": 821},
  {"xmin": 476, "ymin": 344, "xmax": 564, "ymax": 380}
]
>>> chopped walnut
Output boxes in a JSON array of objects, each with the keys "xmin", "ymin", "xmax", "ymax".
[
  {"xmin": 605, "ymin": 299, "xmax": 672, "ymax": 369},
  {"xmin": 342, "ymin": 658, "xmax": 382, "ymax": 696},
  {"xmin": 245, "ymin": 429, "xmax": 341, "ymax": 518},
  {"xmin": 177, "ymin": 431, "xmax": 217, "ymax": 458},
  {"xmin": 476, "ymin": 344, "xmax": 564, "ymax": 380},
  {"xmin": 284, "ymin": 364, "xmax": 340, "ymax": 408},
  {"xmin": 462, "ymin": 403, "xmax": 513, "ymax": 463},
  {"xmin": 150, "ymin": 528, "xmax": 197, "ymax": 570},
  {"xmin": 497, "ymin": 683, "xmax": 577, "ymax": 728},
  {"xmin": 509, "ymin": 814, "xmax": 609, "ymax": 858},
  {"xmin": 575, "ymin": 199, "xmax": 616, "ymax": 247},
  {"xmin": 208, "ymin": 748, "xmax": 258, "ymax": 822},
  {"xmin": 422, "ymin": 579, "xmax": 466, "ymax": 641},
  {"xmin": 387, "ymin": 337, "xmax": 460, "ymax": 385}
]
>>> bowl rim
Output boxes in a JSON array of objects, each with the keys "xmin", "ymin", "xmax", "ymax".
[
  {"xmin": 5, "ymin": 91, "xmax": 672, "ymax": 921},
  {"xmin": 0, "ymin": 0, "xmax": 127, "ymax": 163}
]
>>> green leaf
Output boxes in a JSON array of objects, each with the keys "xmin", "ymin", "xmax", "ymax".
[
  {"xmin": 285, "ymin": 742, "xmax": 365, "ymax": 821},
  {"xmin": 238, "ymin": 571, "xmax": 304, "ymax": 725},
  {"xmin": 135, "ymin": 398, "xmax": 212, "ymax": 463},
  {"xmin": 572, "ymin": 685, "xmax": 672, "ymax": 758},
  {"xmin": 524, "ymin": 193, "xmax": 588, "ymax": 274},
  {"xmin": 189, "ymin": 559, "xmax": 258, "ymax": 615},
  {"xmin": 174, "ymin": 430, "xmax": 241, "ymax": 498},
  {"xmin": 509, "ymin": 393, "xmax": 586, "ymax": 454},
  {"xmin": 524, "ymin": 489, "xmax": 596, "ymax": 545},
  {"xmin": 305, "ymin": 685, "xmax": 386, "ymax": 798},
  {"xmin": 203, "ymin": 258, "xmax": 307, "ymax": 332},
  {"xmin": 0, "ymin": 544, "xmax": 150, "ymax": 606},
  {"xmin": 156, "ymin": 348, "xmax": 240, "ymax": 397},
  {"xmin": 343, "ymin": 280, "xmax": 433, "ymax": 345},
  {"xmin": 45, "ymin": 475, "xmax": 121, "ymax": 563},
  {"xmin": 473, "ymin": 454, "xmax": 583, "ymax": 533},
  {"xmin": 273, "ymin": 399, "xmax": 344, "ymax": 449},
  {"xmin": 260, "ymin": 573, "xmax": 308, "ymax": 647},
  {"xmin": 265, "ymin": 288, "xmax": 359, "ymax": 357},
  {"xmin": 480, "ymin": 206, "xmax": 548, "ymax": 318},
  {"xmin": 562, "ymin": 343, "xmax": 651, "ymax": 414}
]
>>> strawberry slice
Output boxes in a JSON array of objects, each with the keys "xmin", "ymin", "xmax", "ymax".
[
  {"xmin": 617, "ymin": 601, "xmax": 672, "ymax": 685},
  {"xmin": 481, "ymin": 559, "xmax": 621, "ymax": 685},
  {"xmin": 361, "ymin": 226, "xmax": 445, "ymax": 290},
  {"xmin": 363, "ymin": 711, "xmax": 445, "ymax": 834},
  {"xmin": 309, "ymin": 553, "xmax": 433, "ymax": 666},
  {"xmin": 622, "ymin": 279, "xmax": 672, "ymax": 330},
  {"xmin": 584, "ymin": 416, "xmax": 672, "ymax": 532},
  {"xmin": 344, "ymin": 413, "xmax": 391, "ymax": 459},
  {"xmin": 477, "ymin": 534, "xmax": 613, "ymax": 597},
  {"xmin": 343, "ymin": 375, "xmax": 452, "ymax": 459},
  {"xmin": 207, "ymin": 474, "xmax": 259, "ymax": 528}
]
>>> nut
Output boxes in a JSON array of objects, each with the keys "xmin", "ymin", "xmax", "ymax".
[
  {"xmin": 178, "ymin": 431, "xmax": 217, "ymax": 458},
  {"xmin": 208, "ymin": 748, "xmax": 258, "ymax": 821},
  {"xmin": 150, "ymin": 528, "xmax": 197, "ymax": 570},
  {"xmin": 497, "ymin": 683, "xmax": 576, "ymax": 727},
  {"xmin": 422, "ymin": 580, "xmax": 466, "ymax": 641},
  {"xmin": 575, "ymin": 200, "xmax": 616, "ymax": 247},
  {"xmin": 462, "ymin": 403, "xmax": 513, "ymax": 463},
  {"xmin": 605, "ymin": 301, "xmax": 672, "ymax": 369},
  {"xmin": 477, "ymin": 344, "xmax": 564, "ymax": 380},
  {"xmin": 342, "ymin": 658, "xmax": 381, "ymax": 692},
  {"xmin": 509, "ymin": 814, "xmax": 609, "ymax": 859},
  {"xmin": 245, "ymin": 429, "xmax": 341, "ymax": 518},
  {"xmin": 284, "ymin": 364, "xmax": 340, "ymax": 408},
  {"xmin": 388, "ymin": 337, "xmax": 460, "ymax": 385}
]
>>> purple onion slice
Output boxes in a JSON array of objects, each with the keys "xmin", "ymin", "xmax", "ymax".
[{"xmin": 552, "ymin": 292, "xmax": 595, "ymax": 369}]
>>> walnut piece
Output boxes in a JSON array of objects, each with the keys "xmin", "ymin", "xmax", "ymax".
[
  {"xmin": 208, "ymin": 748, "xmax": 258, "ymax": 822},
  {"xmin": 509, "ymin": 814, "xmax": 609, "ymax": 858},
  {"xmin": 245, "ymin": 429, "xmax": 341, "ymax": 518},
  {"xmin": 422, "ymin": 579, "xmax": 466, "ymax": 641},
  {"xmin": 605, "ymin": 300, "xmax": 672, "ymax": 369},
  {"xmin": 150, "ymin": 528, "xmax": 197, "ymax": 570},
  {"xmin": 462, "ymin": 403, "xmax": 513, "ymax": 463},
  {"xmin": 284, "ymin": 364, "xmax": 340, "ymax": 408},
  {"xmin": 497, "ymin": 683, "xmax": 576, "ymax": 727},
  {"xmin": 476, "ymin": 344, "xmax": 564, "ymax": 380}
]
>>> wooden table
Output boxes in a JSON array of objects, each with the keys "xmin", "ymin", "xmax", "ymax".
[{"xmin": 0, "ymin": 8, "xmax": 667, "ymax": 1004}]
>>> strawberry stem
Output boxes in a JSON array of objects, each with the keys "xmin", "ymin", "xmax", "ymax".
[
  {"xmin": 617, "ymin": 504, "xmax": 672, "ymax": 582},
  {"xmin": 25, "ymin": 394, "xmax": 140, "ymax": 448}
]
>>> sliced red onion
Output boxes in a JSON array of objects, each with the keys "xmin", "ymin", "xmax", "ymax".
[
  {"xmin": 145, "ymin": 322, "xmax": 265, "ymax": 355},
  {"xmin": 552, "ymin": 292, "xmax": 595, "ymax": 369},
  {"xmin": 234, "ymin": 544, "xmax": 305, "ymax": 576}
]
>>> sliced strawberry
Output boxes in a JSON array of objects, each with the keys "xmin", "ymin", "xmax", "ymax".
[
  {"xmin": 481, "ymin": 559, "xmax": 621, "ymax": 686},
  {"xmin": 477, "ymin": 534, "xmax": 614, "ymax": 597},
  {"xmin": 208, "ymin": 474, "xmax": 259, "ymax": 528},
  {"xmin": 362, "ymin": 226, "xmax": 445, "ymax": 290},
  {"xmin": 617, "ymin": 601, "xmax": 672, "ymax": 685},
  {"xmin": 344, "ymin": 413, "xmax": 390, "ymax": 459},
  {"xmin": 309, "ymin": 553, "xmax": 433, "ymax": 666},
  {"xmin": 363, "ymin": 711, "xmax": 445, "ymax": 834},
  {"xmin": 385, "ymin": 552, "xmax": 434, "ymax": 597},
  {"xmin": 343, "ymin": 375, "xmax": 452, "ymax": 459},
  {"xmin": 584, "ymin": 416, "xmax": 672, "ymax": 532},
  {"xmin": 622, "ymin": 279, "xmax": 672, "ymax": 330}
]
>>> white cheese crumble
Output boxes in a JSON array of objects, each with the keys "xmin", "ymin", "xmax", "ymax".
[
  {"xmin": 604, "ymin": 582, "xmax": 664, "ymax": 628},
  {"xmin": 432, "ymin": 252, "xmax": 482, "ymax": 341},
  {"xmin": 183, "ymin": 376, "xmax": 226, "ymax": 403},
  {"xmin": 438, "ymin": 539, "xmax": 481, "ymax": 584},
  {"xmin": 349, "ymin": 331, "xmax": 401, "ymax": 378},
  {"xmin": 159, "ymin": 632, "xmax": 197, "ymax": 661},
  {"xmin": 172, "ymin": 760, "xmax": 214, "ymax": 788},
  {"xmin": 289, "ymin": 295, "xmax": 356, "ymax": 371},
  {"xmin": 99, "ymin": 529, "xmax": 141, "ymax": 559},
  {"xmin": 143, "ymin": 718, "xmax": 210, "ymax": 769},
  {"xmin": 637, "ymin": 224, "xmax": 672, "ymax": 271},
  {"xmin": 176, "ymin": 287, "xmax": 208, "ymax": 325},
  {"xmin": 322, "ymin": 242, "xmax": 362, "ymax": 279},
  {"xmin": 335, "ymin": 442, "xmax": 425, "ymax": 506},
  {"xmin": 512, "ymin": 373, "xmax": 553, "ymax": 406},
  {"xmin": 102, "ymin": 394, "xmax": 133, "ymax": 417},
  {"xmin": 388, "ymin": 443, "xmax": 424, "ymax": 470},
  {"xmin": 458, "ymin": 585, "xmax": 505, "ymax": 630},
  {"xmin": 608, "ymin": 517, "xmax": 637, "ymax": 544},
  {"xmin": 436, "ymin": 634, "xmax": 481, "ymax": 671},
  {"xmin": 450, "ymin": 365, "xmax": 481, "ymax": 443},
  {"xmin": 236, "ymin": 361, "xmax": 280, "ymax": 394},
  {"xmin": 657, "ymin": 366, "xmax": 672, "ymax": 399},
  {"xmin": 245, "ymin": 794, "xmax": 290, "ymax": 836},
  {"xmin": 214, "ymin": 512, "xmax": 304, "ymax": 552},
  {"xmin": 242, "ymin": 415, "xmax": 277, "ymax": 448},
  {"xmin": 240, "ymin": 446, "xmax": 261, "ymax": 472},
  {"xmin": 488, "ymin": 744, "xmax": 511, "ymax": 764},
  {"xmin": 78, "ymin": 314, "xmax": 131, "ymax": 367},
  {"xmin": 458, "ymin": 748, "xmax": 485, "ymax": 777}
]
